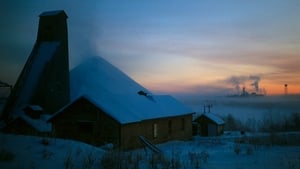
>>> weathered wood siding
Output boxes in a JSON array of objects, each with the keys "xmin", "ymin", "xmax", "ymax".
[
  {"xmin": 120, "ymin": 123, "xmax": 142, "ymax": 150},
  {"xmin": 120, "ymin": 115, "xmax": 193, "ymax": 150},
  {"xmin": 50, "ymin": 97, "xmax": 193, "ymax": 150},
  {"xmin": 50, "ymin": 98, "xmax": 120, "ymax": 146}
]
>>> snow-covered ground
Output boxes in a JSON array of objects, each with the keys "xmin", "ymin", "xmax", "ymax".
[
  {"xmin": 158, "ymin": 133, "xmax": 300, "ymax": 169},
  {"xmin": 0, "ymin": 132, "xmax": 299, "ymax": 169},
  {"xmin": 0, "ymin": 95, "xmax": 299, "ymax": 169},
  {"xmin": 0, "ymin": 134, "xmax": 105, "ymax": 169}
]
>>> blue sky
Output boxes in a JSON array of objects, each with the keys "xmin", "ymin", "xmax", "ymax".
[{"xmin": 1, "ymin": 0, "xmax": 300, "ymax": 95}]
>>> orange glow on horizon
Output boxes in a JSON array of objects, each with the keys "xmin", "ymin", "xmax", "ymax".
[
  {"xmin": 142, "ymin": 81, "xmax": 300, "ymax": 96},
  {"xmin": 262, "ymin": 84, "xmax": 300, "ymax": 95}
]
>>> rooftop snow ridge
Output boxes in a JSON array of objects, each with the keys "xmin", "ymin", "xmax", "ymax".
[{"xmin": 70, "ymin": 56, "xmax": 150, "ymax": 99}]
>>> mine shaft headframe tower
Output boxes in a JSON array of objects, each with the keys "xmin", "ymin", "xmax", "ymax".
[
  {"xmin": 37, "ymin": 10, "xmax": 68, "ymax": 43},
  {"xmin": 34, "ymin": 10, "xmax": 70, "ymax": 112},
  {"xmin": 2, "ymin": 10, "xmax": 70, "ymax": 119}
]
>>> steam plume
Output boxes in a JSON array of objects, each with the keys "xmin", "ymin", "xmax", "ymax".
[
  {"xmin": 225, "ymin": 75, "xmax": 261, "ymax": 94},
  {"xmin": 249, "ymin": 75, "xmax": 260, "ymax": 92}
]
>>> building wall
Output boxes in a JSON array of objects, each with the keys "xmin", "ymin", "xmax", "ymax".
[
  {"xmin": 120, "ymin": 115, "xmax": 193, "ymax": 150},
  {"xmin": 217, "ymin": 125, "xmax": 224, "ymax": 135},
  {"xmin": 208, "ymin": 123, "xmax": 217, "ymax": 136},
  {"xmin": 51, "ymin": 98, "xmax": 193, "ymax": 150},
  {"xmin": 94, "ymin": 108, "xmax": 120, "ymax": 146},
  {"xmin": 51, "ymin": 98, "xmax": 120, "ymax": 146},
  {"xmin": 120, "ymin": 123, "xmax": 142, "ymax": 150}
]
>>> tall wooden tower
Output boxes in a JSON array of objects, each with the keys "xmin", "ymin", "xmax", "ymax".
[{"xmin": 2, "ymin": 10, "xmax": 70, "ymax": 119}]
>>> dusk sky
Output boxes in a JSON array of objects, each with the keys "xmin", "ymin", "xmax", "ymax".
[{"xmin": 1, "ymin": 0, "xmax": 300, "ymax": 95}]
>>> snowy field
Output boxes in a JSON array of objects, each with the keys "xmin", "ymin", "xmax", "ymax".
[{"xmin": 0, "ymin": 132, "xmax": 299, "ymax": 169}]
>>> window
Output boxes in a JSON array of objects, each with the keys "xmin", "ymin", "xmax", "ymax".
[
  {"xmin": 153, "ymin": 123, "xmax": 158, "ymax": 138},
  {"xmin": 168, "ymin": 120, "xmax": 172, "ymax": 134}
]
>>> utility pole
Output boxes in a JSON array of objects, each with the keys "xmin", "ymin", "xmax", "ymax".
[{"xmin": 204, "ymin": 104, "xmax": 213, "ymax": 113}]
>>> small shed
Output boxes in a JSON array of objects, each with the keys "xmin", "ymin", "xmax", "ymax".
[
  {"xmin": 193, "ymin": 113, "xmax": 225, "ymax": 136},
  {"xmin": 2, "ymin": 105, "xmax": 51, "ymax": 136},
  {"xmin": 23, "ymin": 105, "xmax": 44, "ymax": 119}
]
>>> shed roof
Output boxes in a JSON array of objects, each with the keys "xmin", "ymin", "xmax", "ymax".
[
  {"xmin": 7, "ymin": 109, "xmax": 51, "ymax": 132},
  {"xmin": 19, "ymin": 113, "xmax": 52, "ymax": 132},
  {"xmin": 195, "ymin": 113, "xmax": 225, "ymax": 125}
]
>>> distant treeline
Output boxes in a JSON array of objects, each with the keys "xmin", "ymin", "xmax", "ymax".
[{"xmin": 223, "ymin": 112, "xmax": 300, "ymax": 132}]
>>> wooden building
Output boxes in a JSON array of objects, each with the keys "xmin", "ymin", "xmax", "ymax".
[
  {"xmin": 47, "ymin": 55, "xmax": 194, "ymax": 150},
  {"xmin": 193, "ymin": 113, "xmax": 225, "ymax": 136},
  {"xmin": 48, "ymin": 95, "xmax": 193, "ymax": 150}
]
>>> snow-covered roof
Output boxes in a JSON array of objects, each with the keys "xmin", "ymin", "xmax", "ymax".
[
  {"xmin": 83, "ymin": 94, "xmax": 192, "ymax": 124},
  {"xmin": 59, "ymin": 56, "xmax": 193, "ymax": 124},
  {"xmin": 70, "ymin": 57, "xmax": 151, "ymax": 98},
  {"xmin": 195, "ymin": 113, "xmax": 225, "ymax": 125},
  {"xmin": 204, "ymin": 113, "xmax": 225, "ymax": 125},
  {"xmin": 8, "ymin": 109, "xmax": 52, "ymax": 132},
  {"xmin": 19, "ymin": 113, "xmax": 52, "ymax": 132}
]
